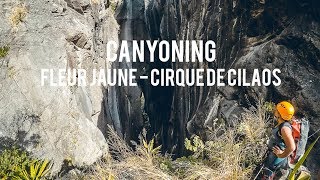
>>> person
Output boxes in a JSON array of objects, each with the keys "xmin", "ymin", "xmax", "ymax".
[{"xmin": 262, "ymin": 101, "xmax": 296, "ymax": 179}]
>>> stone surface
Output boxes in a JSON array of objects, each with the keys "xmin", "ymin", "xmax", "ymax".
[
  {"xmin": 0, "ymin": 0, "xmax": 119, "ymax": 174},
  {"xmin": 1, "ymin": 0, "xmax": 320, "ymax": 176},
  {"xmin": 141, "ymin": 0, "xmax": 320, "ymax": 172}
]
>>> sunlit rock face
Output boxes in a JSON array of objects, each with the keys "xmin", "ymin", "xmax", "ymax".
[
  {"xmin": 0, "ymin": 0, "xmax": 319, "ymax": 175},
  {"xmin": 0, "ymin": 0, "xmax": 120, "ymax": 173}
]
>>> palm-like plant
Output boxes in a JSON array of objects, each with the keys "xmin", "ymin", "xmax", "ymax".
[
  {"xmin": 18, "ymin": 160, "xmax": 52, "ymax": 180},
  {"xmin": 288, "ymin": 135, "xmax": 320, "ymax": 180}
]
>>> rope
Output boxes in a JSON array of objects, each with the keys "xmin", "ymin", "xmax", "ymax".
[
  {"xmin": 253, "ymin": 165, "xmax": 264, "ymax": 180},
  {"xmin": 253, "ymin": 126, "xmax": 320, "ymax": 179},
  {"xmin": 308, "ymin": 128, "xmax": 320, "ymax": 139},
  {"xmin": 253, "ymin": 150, "xmax": 270, "ymax": 180}
]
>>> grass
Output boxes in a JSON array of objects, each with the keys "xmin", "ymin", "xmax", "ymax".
[
  {"xmin": 0, "ymin": 46, "xmax": 9, "ymax": 58},
  {"xmin": 177, "ymin": 101, "xmax": 270, "ymax": 179},
  {"xmin": 86, "ymin": 101, "xmax": 271, "ymax": 180},
  {"xmin": 87, "ymin": 127, "xmax": 173, "ymax": 180}
]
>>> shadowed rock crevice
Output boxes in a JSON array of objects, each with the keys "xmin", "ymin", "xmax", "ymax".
[
  {"xmin": 0, "ymin": 0, "xmax": 320, "ymax": 176},
  {"xmin": 140, "ymin": 0, "xmax": 320, "ymax": 168}
]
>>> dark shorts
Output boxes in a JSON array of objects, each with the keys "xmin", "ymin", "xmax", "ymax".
[{"xmin": 264, "ymin": 152, "xmax": 288, "ymax": 171}]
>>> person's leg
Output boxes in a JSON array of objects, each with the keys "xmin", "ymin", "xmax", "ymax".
[
  {"xmin": 262, "ymin": 153, "xmax": 277, "ymax": 179},
  {"xmin": 274, "ymin": 158, "xmax": 289, "ymax": 179},
  {"xmin": 265, "ymin": 153, "xmax": 283, "ymax": 170},
  {"xmin": 273, "ymin": 157, "xmax": 286, "ymax": 168},
  {"xmin": 263, "ymin": 153, "xmax": 286, "ymax": 179}
]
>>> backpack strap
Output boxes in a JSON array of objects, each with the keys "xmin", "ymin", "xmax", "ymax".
[{"xmin": 278, "ymin": 121, "xmax": 292, "ymax": 137}]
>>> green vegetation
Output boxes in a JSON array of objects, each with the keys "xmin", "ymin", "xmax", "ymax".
[
  {"xmin": 6, "ymin": 101, "xmax": 314, "ymax": 179},
  {"xmin": 0, "ymin": 148, "xmax": 32, "ymax": 179},
  {"xmin": 177, "ymin": 102, "xmax": 269, "ymax": 179},
  {"xmin": 88, "ymin": 101, "xmax": 271, "ymax": 180},
  {"xmin": 0, "ymin": 46, "xmax": 9, "ymax": 58},
  {"xmin": 19, "ymin": 159, "xmax": 52, "ymax": 180},
  {"xmin": 263, "ymin": 101, "xmax": 275, "ymax": 113},
  {"xmin": 109, "ymin": 2, "xmax": 117, "ymax": 12},
  {"xmin": 185, "ymin": 135, "xmax": 204, "ymax": 154},
  {"xmin": 140, "ymin": 137, "xmax": 162, "ymax": 160},
  {"xmin": 0, "ymin": 148, "xmax": 52, "ymax": 180}
]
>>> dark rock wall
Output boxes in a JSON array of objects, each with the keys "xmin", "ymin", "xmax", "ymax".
[
  {"xmin": 109, "ymin": 0, "xmax": 320, "ymax": 172},
  {"xmin": 140, "ymin": 0, "xmax": 320, "ymax": 166}
]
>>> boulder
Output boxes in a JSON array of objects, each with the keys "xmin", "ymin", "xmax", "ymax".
[{"xmin": 0, "ymin": 0, "xmax": 119, "ymax": 174}]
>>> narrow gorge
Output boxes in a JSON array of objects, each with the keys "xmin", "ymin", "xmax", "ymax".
[{"xmin": 0, "ymin": 0, "xmax": 319, "ymax": 178}]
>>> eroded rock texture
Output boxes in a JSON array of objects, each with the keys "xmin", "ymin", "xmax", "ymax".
[
  {"xmin": 141, "ymin": 0, "xmax": 320, "ymax": 172},
  {"xmin": 0, "ymin": 0, "xmax": 120, "ymax": 173},
  {"xmin": 0, "ymin": 0, "xmax": 319, "ymax": 175}
]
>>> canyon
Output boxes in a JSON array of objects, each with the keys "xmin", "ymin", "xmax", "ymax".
[{"xmin": 0, "ymin": 0, "xmax": 319, "ymax": 176}]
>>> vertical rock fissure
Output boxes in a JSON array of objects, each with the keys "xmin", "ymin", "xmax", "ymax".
[{"xmin": 114, "ymin": 0, "xmax": 176, "ymax": 151}]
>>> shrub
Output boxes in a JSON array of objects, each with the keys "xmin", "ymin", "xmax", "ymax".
[
  {"xmin": 0, "ymin": 148, "xmax": 52, "ymax": 180},
  {"xmin": 87, "ymin": 101, "xmax": 271, "ymax": 180},
  {"xmin": 19, "ymin": 159, "xmax": 52, "ymax": 180},
  {"xmin": 87, "ymin": 126, "xmax": 173, "ymax": 180},
  {"xmin": 178, "ymin": 100, "xmax": 270, "ymax": 179},
  {"xmin": 263, "ymin": 101, "xmax": 275, "ymax": 113},
  {"xmin": 0, "ymin": 46, "xmax": 9, "ymax": 58},
  {"xmin": 0, "ymin": 148, "xmax": 32, "ymax": 179},
  {"xmin": 9, "ymin": 5, "xmax": 27, "ymax": 27}
]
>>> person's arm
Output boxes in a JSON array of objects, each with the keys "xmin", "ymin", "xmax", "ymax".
[{"xmin": 272, "ymin": 126, "xmax": 295, "ymax": 158}]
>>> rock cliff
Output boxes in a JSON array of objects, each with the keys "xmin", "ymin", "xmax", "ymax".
[
  {"xmin": 0, "ymin": 0, "xmax": 120, "ymax": 173},
  {"xmin": 0, "ymin": 0, "xmax": 319, "ymax": 175},
  {"xmin": 141, "ymin": 0, "xmax": 320, "ymax": 173}
]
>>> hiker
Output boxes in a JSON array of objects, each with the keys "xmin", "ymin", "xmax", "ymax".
[{"xmin": 262, "ymin": 101, "xmax": 296, "ymax": 179}]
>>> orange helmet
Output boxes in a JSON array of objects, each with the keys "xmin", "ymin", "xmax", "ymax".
[{"xmin": 276, "ymin": 101, "xmax": 295, "ymax": 120}]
